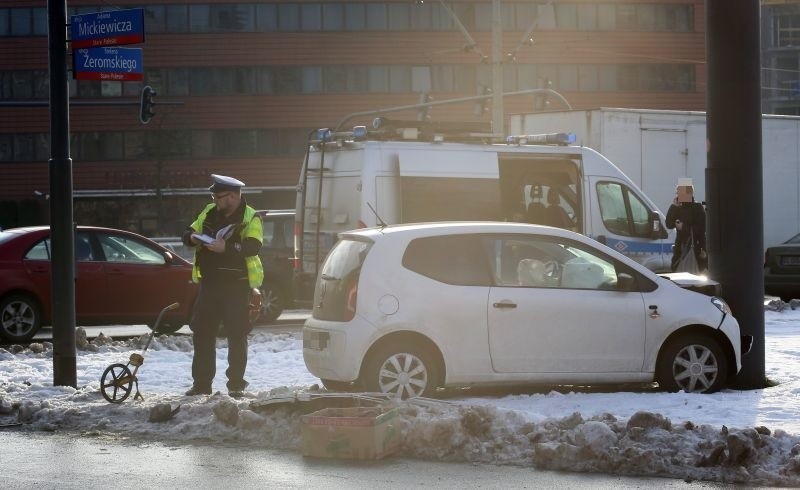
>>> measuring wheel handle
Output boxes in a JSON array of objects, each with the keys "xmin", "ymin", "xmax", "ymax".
[{"xmin": 100, "ymin": 363, "xmax": 134, "ymax": 404}]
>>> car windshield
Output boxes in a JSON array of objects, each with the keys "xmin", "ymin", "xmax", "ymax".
[{"xmin": 786, "ymin": 233, "xmax": 800, "ymax": 244}]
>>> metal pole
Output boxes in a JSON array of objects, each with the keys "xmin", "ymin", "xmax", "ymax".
[
  {"xmin": 491, "ymin": 0, "xmax": 504, "ymax": 136},
  {"xmin": 706, "ymin": 0, "xmax": 764, "ymax": 388},
  {"xmin": 48, "ymin": 0, "xmax": 76, "ymax": 387}
]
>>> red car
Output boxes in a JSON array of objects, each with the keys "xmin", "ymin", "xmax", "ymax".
[{"xmin": 0, "ymin": 226, "xmax": 198, "ymax": 342}]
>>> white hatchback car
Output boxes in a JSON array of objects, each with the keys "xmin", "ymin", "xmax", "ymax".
[{"xmin": 303, "ymin": 222, "xmax": 745, "ymax": 398}]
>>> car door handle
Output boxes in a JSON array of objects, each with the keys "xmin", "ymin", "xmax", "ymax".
[
  {"xmin": 492, "ymin": 301, "xmax": 517, "ymax": 309},
  {"xmin": 107, "ymin": 268, "xmax": 124, "ymax": 275}
]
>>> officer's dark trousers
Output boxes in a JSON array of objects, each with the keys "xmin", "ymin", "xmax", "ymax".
[{"xmin": 190, "ymin": 277, "xmax": 250, "ymax": 392}]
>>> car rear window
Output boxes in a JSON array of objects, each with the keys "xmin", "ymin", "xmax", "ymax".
[
  {"xmin": 402, "ymin": 234, "xmax": 491, "ymax": 286},
  {"xmin": 313, "ymin": 238, "xmax": 372, "ymax": 321}
]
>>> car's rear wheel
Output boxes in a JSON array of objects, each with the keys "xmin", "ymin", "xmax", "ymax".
[
  {"xmin": 0, "ymin": 294, "xmax": 41, "ymax": 343},
  {"xmin": 361, "ymin": 341, "xmax": 441, "ymax": 399},
  {"xmin": 657, "ymin": 334, "xmax": 728, "ymax": 393},
  {"xmin": 259, "ymin": 282, "xmax": 284, "ymax": 323}
]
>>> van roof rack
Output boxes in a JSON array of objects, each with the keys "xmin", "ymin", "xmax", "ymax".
[
  {"xmin": 506, "ymin": 132, "xmax": 577, "ymax": 146},
  {"xmin": 369, "ymin": 117, "xmax": 495, "ymax": 143}
]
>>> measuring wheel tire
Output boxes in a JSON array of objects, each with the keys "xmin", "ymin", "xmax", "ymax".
[{"xmin": 100, "ymin": 363, "xmax": 134, "ymax": 403}]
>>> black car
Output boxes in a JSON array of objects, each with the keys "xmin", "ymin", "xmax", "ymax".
[
  {"xmin": 255, "ymin": 209, "xmax": 295, "ymax": 322},
  {"xmin": 765, "ymin": 232, "xmax": 800, "ymax": 301}
]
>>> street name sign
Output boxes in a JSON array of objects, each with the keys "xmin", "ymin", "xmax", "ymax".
[
  {"xmin": 71, "ymin": 9, "xmax": 145, "ymax": 49},
  {"xmin": 73, "ymin": 47, "xmax": 144, "ymax": 81}
]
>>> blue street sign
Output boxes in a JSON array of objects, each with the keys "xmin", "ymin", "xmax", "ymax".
[
  {"xmin": 71, "ymin": 9, "xmax": 145, "ymax": 49},
  {"xmin": 73, "ymin": 47, "xmax": 144, "ymax": 81}
]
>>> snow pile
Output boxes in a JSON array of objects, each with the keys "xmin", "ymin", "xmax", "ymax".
[
  {"xmin": 3, "ymin": 309, "xmax": 800, "ymax": 485},
  {"xmin": 400, "ymin": 404, "xmax": 800, "ymax": 485}
]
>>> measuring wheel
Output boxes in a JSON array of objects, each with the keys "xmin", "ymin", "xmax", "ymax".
[{"xmin": 100, "ymin": 363, "xmax": 134, "ymax": 403}]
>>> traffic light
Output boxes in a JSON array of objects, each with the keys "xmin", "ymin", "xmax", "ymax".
[
  {"xmin": 139, "ymin": 85, "xmax": 156, "ymax": 124},
  {"xmin": 416, "ymin": 92, "xmax": 432, "ymax": 122}
]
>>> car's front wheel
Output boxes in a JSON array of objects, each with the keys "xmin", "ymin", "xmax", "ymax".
[
  {"xmin": 0, "ymin": 294, "xmax": 41, "ymax": 342},
  {"xmin": 657, "ymin": 334, "xmax": 728, "ymax": 393},
  {"xmin": 361, "ymin": 341, "xmax": 441, "ymax": 399}
]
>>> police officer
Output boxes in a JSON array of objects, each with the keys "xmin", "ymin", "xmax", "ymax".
[{"xmin": 183, "ymin": 174, "xmax": 263, "ymax": 398}]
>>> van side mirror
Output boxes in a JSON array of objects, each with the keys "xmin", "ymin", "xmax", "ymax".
[{"xmin": 650, "ymin": 211, "xmax": 668, "ymax": 239}]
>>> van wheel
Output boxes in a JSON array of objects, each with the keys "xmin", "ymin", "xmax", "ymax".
[
  {"xmin": 0, "ymin": 294, "xmax": 41, "ymax": 342},
  {"xmin": 361, "ymin": 341, "xmax": 441, "ymax": 399},
  {"xmin": 656, "ymin": 334, "xmax": 727, "ymax": 393},
  {"xmin": 259, "ymin": 282, "xmax": 284, "ymax": 323}
]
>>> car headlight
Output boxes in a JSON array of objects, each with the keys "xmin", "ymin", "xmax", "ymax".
[{"xmin": 711, "ymin": 296, "xmax": 732, "ymax": 315}]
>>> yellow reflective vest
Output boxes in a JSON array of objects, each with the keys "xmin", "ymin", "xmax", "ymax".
[{"xmin": 190, "ymin": 203, "xmax": 264, "ymax": 288}]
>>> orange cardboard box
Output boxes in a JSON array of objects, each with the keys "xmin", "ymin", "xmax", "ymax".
[{"xmin": 301, "ymin": 406, "xmax": 400, "ymax": 459}]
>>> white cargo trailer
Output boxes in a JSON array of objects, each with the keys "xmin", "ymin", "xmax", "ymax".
[{"xmin": 509, "ymin": 108, "xmax": 800, "ymax": 249}]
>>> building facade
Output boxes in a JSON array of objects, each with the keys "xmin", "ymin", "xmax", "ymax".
[
  {"xmin": 762, "ymin": 0, "xmax": 800, "ymax": 116},
  {"xmin": 0, "ymin": 0, "xmax": 706, "ymax": 235}
]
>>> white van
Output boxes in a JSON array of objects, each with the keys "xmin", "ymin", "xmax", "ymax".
[{"xmin": 295, "ymin": 122, "xmax": 674, "ymax": 303}]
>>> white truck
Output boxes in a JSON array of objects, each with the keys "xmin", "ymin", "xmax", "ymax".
[
  {"xmin": 509, "ymin": 107, "xmax": 800, "ymax": 249},
  {"xmin": 294, "ymin": 120, "xmax": 676, "ymax": 303}
]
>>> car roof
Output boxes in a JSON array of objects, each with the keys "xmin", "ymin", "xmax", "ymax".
[{"xmin": 339, "ymin": 221, "xmax": 658, "ymax": 278}]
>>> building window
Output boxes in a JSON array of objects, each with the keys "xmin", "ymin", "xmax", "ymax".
[
  {"xmin": 256, "ymin": 4, "xmax": 277, "ymax": 32},
  {"xmin": 302, "ymin": 67, "xmax": 323, "ymax": 93},
  {"xmin": 388, "ymin": 3, "xmax": 411, "ymax": 31},
  {"xmin": 32, "ymin": 8, "xmax": 46, "ymax": 36},
  {"xmin": 278, "ymin": 4, "xmax": 300, "ymax": 32},
  {"xmin": 275, "ymin": 67, "xmax": 302, "ymax": 94},
  {"xmin": 10, "ymin": 8, "xmax": 31, "ymax": 36},
  {"xmin": 323, "ymin": 4, "xmax": 344, "ymax": 31},
  {"xmin": 301, "ymin": 3, "xmax": 322, "ymax": 32},
  {"xmin": 773, "ymin": 8, "xmax": 800, "ymax": 47},
  {"xmin": 389, "ymin": 65, "xmax": 411, "ymax": 93},
  {"xmin": 165, "ymin": 5, "xmax": 189, "ymax": 33},
  {"xmin": 0, "ymin": 134, "xmax": 13, "ymax": 161},
  {"xmin": 213, "ymin": 130, "xmax": 256, "ymax": 157},
  {"xmin": 211, "ymin": 5, "xmax": 255, "ymax": 32},
  {"xmin": 323, "ymin": 66, "xmax": 348, "ymax": 93},
  {"xmin": 368, "ymin": 66, "xmax": 389, "ymax": 92},
  {"xmin": 344, "ymin": 4, "xmax": 366, "ymax": 31},
  {"xmin": 0, "ymin": 9, "xmax": 8, "ymax": 36},
  {"xmin": 366, "ymin": 4, "xmax": 387, "ymax": 31},
  {"xmin": 144, "ymin": 6, "xmax": 166, "ymax": 34}
]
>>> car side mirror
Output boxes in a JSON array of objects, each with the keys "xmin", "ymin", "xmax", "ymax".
[
  {"xmin": 650, "ymin": 211, "xmax": 668, "ymax": 239},
  {"xmin": 617, "ymin": 272, "xmax": 636, "ymax": 291},
  {"xmin": 163, "ymin": 251, "xmax": 174, "ymax": 263}
]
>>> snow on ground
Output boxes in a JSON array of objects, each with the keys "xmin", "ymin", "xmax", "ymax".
[{"xmin": 3, "ymin": 308, "xmax": 800, "ymax": 485}]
